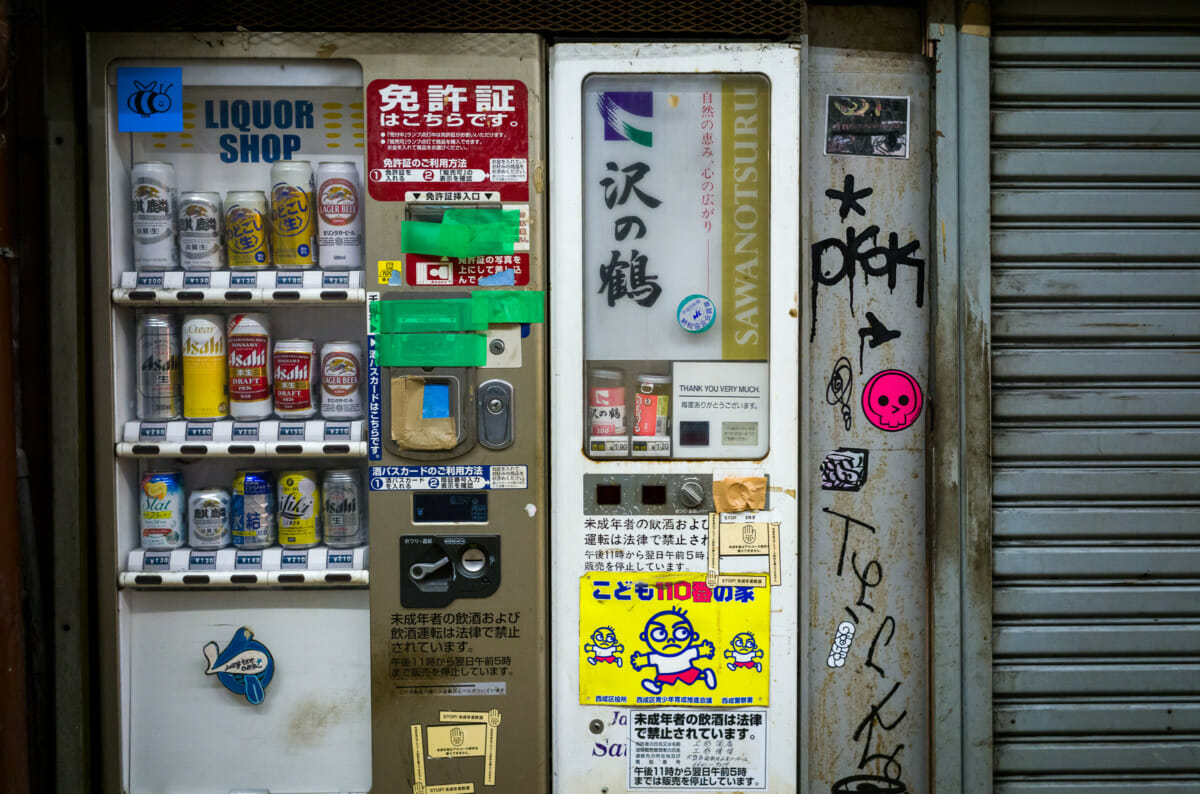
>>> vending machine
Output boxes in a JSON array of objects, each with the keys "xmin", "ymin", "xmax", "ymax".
[
  {"xmin": 549, "ymin": 43, "xmax": 802, "ymax": 792},
  {"xmin": 87, "ymin": 31, "xmax": 548, "ymax": 793}
]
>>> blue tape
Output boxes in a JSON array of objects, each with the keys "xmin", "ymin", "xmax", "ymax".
[{"xmin": 422, "ymin": 383, "xmax": 451, "ymax": 418}]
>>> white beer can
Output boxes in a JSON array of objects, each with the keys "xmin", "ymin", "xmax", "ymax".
[
  {"xmin": 182, "ymin": 314, "xmax": 228, "ymax": 420},
  {"xmin": 274, "ymin": 339, "xmax": 319, "ymax": 419},
  {"xmin": 227, "ymin": 313, "xmax": 272, "ymax": 420},
  {"xmin": 320, "ymin": 341, "xmax": 362, "ymax": 420},
  {"xmin": 270, "ymin": 160, "xmax": 317, "ymax": 268},
  {"xmin": 316, "ymin": 161, "xmax": 363, "ymax": 270},
  {"xmin": 178, "ymin": 191, "xmax": 224, "ymax": 270},
  {"xmin": 131, "ymin": 161, "xmax": 178, "ymax": 271}
]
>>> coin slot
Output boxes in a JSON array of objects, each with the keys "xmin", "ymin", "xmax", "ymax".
[
  {"xmin": 596, "ymin": 483, "xmax": 622, "ymax": 505},
  {"xmin": 460, "ymin": 547, "xmax": 487, "ymax": 575},
  {"xmin": 223, "ymin": 290, "xmax": 254, "ymax": 301},
  {"xmin": 641, "ymin": 484, "xmax": 667, "ymax": 505}
]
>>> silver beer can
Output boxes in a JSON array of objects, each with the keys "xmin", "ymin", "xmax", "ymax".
[
  {"xmin": 178, "ymin": 191, "xmax": 224, "ymax": 270},
  {"xmin": 274, "ymin": 339, "xmax": 319, "ymax": 419},
  {"xmin": 188, "ymin": 488, "xmax": 232, "ymax": 549},
  {"xmin": 131, "ymin": 161, "xmax": 178, "ymax": 271},
  {"xmin": 322, "ymin": 469, "xmax": 365, "ymax": 548},
  {"xmin": 270, "ymin": 160, "xmax": 317, "ymax": 269},
  {"xmin": 320, "ymin": 341, "xmax": 362, "ymax": 420},
  {"xmin": 316, "ymin": 161, "xmax": 363, "ymax": 270},
  {"xmin": 136, "ymin": 312, "xmax": 181, "ymax": 421}
]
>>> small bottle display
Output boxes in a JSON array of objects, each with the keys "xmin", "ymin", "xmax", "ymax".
[
  {"xmin": 177, "ymin": 191, "xmax": 224, "ymax": 270},
  {"xmin": 274, "ymin": 339, "xmax": 319, "ymax": 419},
  {"xmin": 278, "ymin": 469, "xmax": 321, "ymax": 548},
  {"xmin": 231, "ymin": 469, "xmax": 275, "ymax": 550},
  {"xmin": 188, "ymin": 488, "xmax": 232, "ymax": 549},
  {"xmin": 270, "ymin": 160, "xmax": 317, "ymax": 268},
  {"xmin": 320, "ymin": 341, "xmax": 362, "ymax": 420},
  {"xmin": 131, "ymin": 161, "xmax": 178, "ymax": 271},
  {"xmin": 225, "ymin": 191, "xmax": 271, "ymax": 269},
  {"xmin": 140, "ymin": 470, "xmax": 185, "ymax": 549},
  {"xmin": 316, "ymin": 161, "xmax": 363, "ymax": 270},
  {"xmin": 589, "ymin": 368, "xmax": 626, "ymax": 436},
  {"xmin": 633, "ymin": 374, "xmax": 671, "ymax": 437},
  {"xmin": 136, "ymin": 313, "xmax": 181, "ymax": 421},
  {"xmin": 322, "ymin": 468, "xmax": 365, "ymax": 548},
  {"xmin": 227, "ymin": 313, "xmax": 273, "ymax": 420}
]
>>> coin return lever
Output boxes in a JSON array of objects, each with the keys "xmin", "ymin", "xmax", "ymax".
[{"xmin": 400, "ymin": 534, "xmax": 501, "ymax": 608}]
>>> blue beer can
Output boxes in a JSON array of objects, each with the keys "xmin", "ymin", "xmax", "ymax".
[{"xmin": 232, "ymin": 469, "xmax": 276, "ymax": 549}]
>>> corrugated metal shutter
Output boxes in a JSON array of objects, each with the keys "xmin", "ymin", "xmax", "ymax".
[{"xmin": 991, "ymin": 2, "xmax": 1200, "ymax": 792}]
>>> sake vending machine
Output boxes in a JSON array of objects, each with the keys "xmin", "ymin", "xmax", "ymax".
[
  {"xmin": 550, "ymin": 44, "xmax": 802, "ymax": 792},
  {"xmin": 87, "ymin": 32, "xmax": 548, "ymax": 793}
]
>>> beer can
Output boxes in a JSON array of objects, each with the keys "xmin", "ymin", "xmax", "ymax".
[
  {"xmin": 274, "ymin": 339, "xmax": 319, "ymax": 419},
  {"xmin": 188, "ymin": 488, "xmax": 232, "ymax": 549},
  {"xmin": 232, "ymin": 470, "xmax": 275, "ymax": 549},
  {"xmin": 320, "ymin": 341, "xmax": 362, "ymax": 420},
  {"xmin": 131, "ymin": 162, "xmax": 178, "ymax": 271},
  {"xmin": 140, "ymin": 470, "xmax": 185, "ymax": 549},
  {"xmin": 178, "ymin": 191, "xmax": 224, "ymax": 270},
  {"xmin": 270, "ymin": 160, "xmax": 317, "ymax": 268},
  {"xmin": 227, "ymin": 313, "xmax": 272, "ymax": 420},
  {"xmin": 634, "ymin": 374, "xmax": 671, "ymax": 437},
  {"xmin": 589, "ymin": 368, "xmax": 626, "ymax": 436},
  {"xmin": 322, "ymin": 469, "xmax": 365, "ymax": 548},
  {"xmin": 136, "ymin": 313, "xmax": 181, "ymax": 420},
  {"xmin": 225, "ymin": 191, "xmax": 270, "ymax": 269},
  {"xmin": 278, "ymin": 469, "xmax": 321, "ymax": 548},
  {"xmin": 182, "ymin": 314, "xmax": 228, "ymax": 420},
  {"xmin": 316, "ymin": 161, "xmax": 363, "ymax": 270}
]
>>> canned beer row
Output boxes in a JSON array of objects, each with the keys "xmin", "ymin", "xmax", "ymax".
[
  {"xmin": 131, "ymin": 160, "xmax": 363, "ymax": 271},
  {"xmin": 137, "ymin": 312, "xmax": 362, "ymax": 421},
  {"xmin": 140, "ymin": 468, "xmax": 367, "ymax": 551}
]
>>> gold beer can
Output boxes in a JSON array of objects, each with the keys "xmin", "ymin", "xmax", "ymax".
[
  {"xmin": 270, "ymin": 160, "xmax": 317, "ymax": 268},
  {"xmin": 182, "ymin": 314, "xmax": 228, "ymax": 420},
  {"xmin": 225, "ymin": 191, "xmax": 270, "ymax": 269},
  {"xmin": 278, "ymin": 469, "xmax": 321, "ymax": 548}
]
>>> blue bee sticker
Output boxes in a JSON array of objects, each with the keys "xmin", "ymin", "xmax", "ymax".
[
  {"xmin": 118, "ymin": 67, "xmax": 183, "ymax": 132},
  {"xmin": 203, "ymin": 627, "xmax": 275, "ymax": 705}
]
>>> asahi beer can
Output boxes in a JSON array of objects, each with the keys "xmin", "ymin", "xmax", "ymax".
[
  {"xmin": 316, "ymin": 161, "xmax": 363, "ymax": 270},
  {"xmin": 634, "ymin": 374, "xmax": 671, "ymax": 437},
  {"xmin": 322, "ymin": 469, "xmax": 364, "ymax": 548},
  {"xmin": 182, "ymin": 314, "xmax": 228, "ymax": 420},
  {"xmin": 232, "ymin": 470, "xmax": 275, "ymax": 549},
  {"xmin": 589, "ymin": 368, "xmax": 626, "ymax": 436},
  {"xmin": 136, "ymin": 313, "xmax": 181, "ymax": 420},
  {"xmin": 188, "ymin": 488, "xmax": 231, "ymax": 550},
  {"xmin": 178, "ymin": 191, "xmax": 224, "ymax": 270},
  {"xmin": 225, "ymin": 191, "xmax": 270, "ymax": 269},
  {"xmin": 140, "ymin": 470, "xmax": 185, "ymax": 549},
  {"xmin": 274, "ymin": 339, "xmax": 319, "ymax": 419},
  {"xmin": 320, "ymin": 341, "xmax": 362, "ymax": 420},
  {"xmin": 131, "ymin": 162, "xmax": 178, "ymax": 271},
  {"xmin": 227, "ymin": 313, "xmax": 272, "ymax": 420},
  {"xmin": 270, "ymin": 160, "xmax": 317, "ymax": 268},
  {"xmin": 278, "ymin": 469, "xmax": 321, "ymax": 548}
]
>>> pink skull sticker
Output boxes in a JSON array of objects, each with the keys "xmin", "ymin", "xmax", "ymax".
[{"xmin": 861, "ymin": 369, "xmax": 923, "ymax": 432}]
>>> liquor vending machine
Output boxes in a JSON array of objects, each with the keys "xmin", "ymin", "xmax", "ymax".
[
  {"xmin": 549, "ymin": 44, "xmax": 802, "ymax": 792},
  {"xmin": 87, "ymin": 32, "xmax": 548, "ymax": 793}
]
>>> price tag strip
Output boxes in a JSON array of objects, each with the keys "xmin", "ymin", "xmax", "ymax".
[{"xmin": 707, "ymin": 512, "xmax": 781, "ymax": 587}]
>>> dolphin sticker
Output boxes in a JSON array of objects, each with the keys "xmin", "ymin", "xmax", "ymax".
[{"xmin": 203, "ymin": 627, "xmax": 275, "ymax": 705}]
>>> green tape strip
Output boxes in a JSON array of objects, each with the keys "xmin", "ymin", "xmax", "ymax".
[
  {"xmin": 471, "ymin": 290, "xmax": 546, "ymax": 324},
  {"xmin": 376, "ymin": 333, "xmax": 487, "ymax": 368},
  {"xmin": 444, "ymin": 207, "xmax": 520, "ymax": 232},
  {"xmin": 375, "ymin": 299, "xmax": 487, "ymax": 333},
  {"xmin": 400, "ymin": 208, "xmax": 521, "ymax": 258}
]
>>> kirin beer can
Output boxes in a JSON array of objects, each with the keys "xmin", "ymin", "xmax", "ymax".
[
  {"xmin": 182, "ymin": 314, "xmax": 228, "ymax": 420},
  {"xmin": 278, "ymin": 469, "xmax": 321, "ymax": 548},
  {"xmin": 320, "ymin": 341, "xmax": 362, "ymax": 420},
  {"xmin": 136, "ymin": 313, "xmax": 181, "ymax": 420},
  {"xmin": 270, "ymin": 160, "xmax": 317, "ymax": 268},
  {"xmin": 316, "ymin": 161, "xmax": 363, "ymax": 270},
  {"xmin": 227, "ymin": 313, "xmax": 272, "ymax": 420},
  {"xmin": 188, "ymin": 488, "xmax": 231, "ymax": 550},
  {"xmin": 178, "ymin": 192, "xmax": 224, "ymax": 270},
  {"xmin": 131, "ymin": 162, "xmax": 178, "ymax": 271},
  {"xmin": 274, "ymin": 339, "xmax": 319, "ymax": 419},
  {"xmin": 322, "ymin": 469, "xmax": 365, "ymax": 548},
  {"xmin": 140, "ymin": 470, "xmax": 185, "ymax": 549},
  {"xmin": 225, "ymin": 191, "xmax": 270, "ymax": 269},
  {"xmin": 232, "ymin": 470, "xmax": 275, "ymax": 549}
]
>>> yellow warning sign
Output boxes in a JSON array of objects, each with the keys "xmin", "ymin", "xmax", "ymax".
[
  {"xmin": 428, "ymin": 724, "xmax": 487, "ymax": 758},
  {"xmin": 579, "ymin": 572, "xmax": 769, "ymax": 707}
]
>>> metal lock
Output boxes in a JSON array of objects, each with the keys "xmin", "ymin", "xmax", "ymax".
[{"xmin": 477, "ymin": 379, "xmax": 514, "ymax": 449}]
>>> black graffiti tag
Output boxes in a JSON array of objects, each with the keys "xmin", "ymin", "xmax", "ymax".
[
  {"xmin": 826, "ymin": 174, "xmax": 873, "ymax": 221},
  {"xmin": 811, "ymin": 226, "xmax": 925, "ymax": 342},
  {"xmin": 858, "ymin": 311, "xmax": 902, "ymax": 373},
  {"xmin": 825, "ymin": 357, "xmax": 854, "ymax": 431}
]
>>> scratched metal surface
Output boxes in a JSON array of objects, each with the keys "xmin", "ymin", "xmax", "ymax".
[
  {"xmin": 991, "ymin": 4, "xmax": 1200, "ymax": 792},
  {"xmin": 804, "ymin": 48, "xmax": 931, "ymax": 794}
]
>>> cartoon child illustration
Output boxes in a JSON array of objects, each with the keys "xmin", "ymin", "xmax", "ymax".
[
  {"xmin": 629, "ymin": 607, "xmax": 717, "ymax": 694},
  {"xmin": 725, "ymin": 631, "xmax": 764, "ymax": 672},
  {"xmin": 584, "ymin": 626, "xmax": 624, "ymax": 667}
]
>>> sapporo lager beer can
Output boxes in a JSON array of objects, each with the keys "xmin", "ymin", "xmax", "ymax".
[
  {"xmin": 274, "ymin": 339, "xmax": 319, "ymax": 419},
  {"xmin": 322, "ymin": 468, "xmax": 365, "ymax": 548},
  {"xmin": 140, "ymin": 470, "xmax": 185, "ymax": 550},
  {"xmin": 270, "ymin": 160, "xmax": 317, "ymax": 268},
  {"xmin": 131, "ymin": 162, "xmax": 178, "ymax": 271},
  {"xmin": 178, "ymin": 191, "xmax": 224, "ymax": 270},
  {"xmin": 320, "ymin": 341, "xmax": 362, "ymax": 420},
  {"xmin": 225, "ymin": 191, "xmax": 270, "ymax": 269},
  {"xmin": 188, "ymin": 488, "xmax": 231, "ymax": 550},
  {"xmin": 232, "ymin": 470, "xmax": 275, "ymax": 549},
  {"xmin": 182, "ymin": 314, "xmax": 228, "ymax": 420},
  {"xmin": 136, "ymin": 313, "xmax": 181, "ymax": 421},
  {"xmin": 316, "ymin": 161, "xmax": 363, "ymax": 270},
  {"xmin": 227, "ymin": 313, "xmax": 272, "ymax": 420},
  {"xmin": 278, "ymin": 469, "xmax": 321, "ymax": 548}
]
